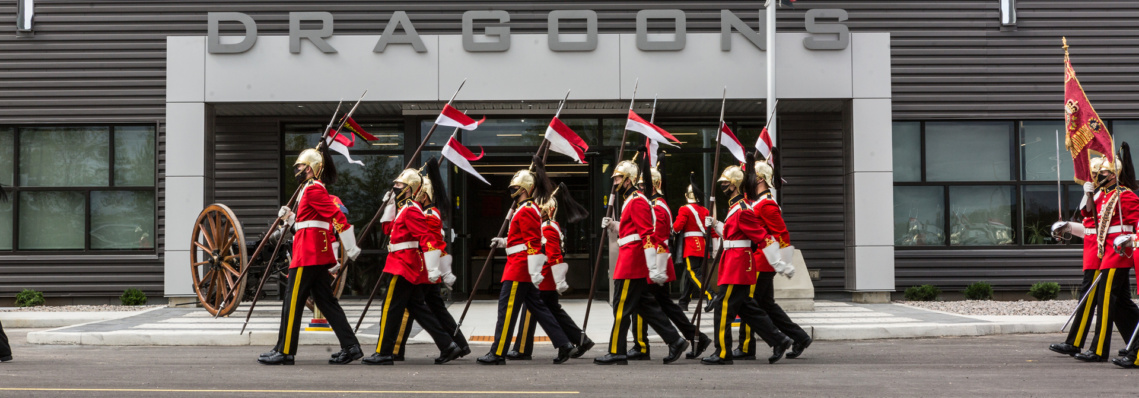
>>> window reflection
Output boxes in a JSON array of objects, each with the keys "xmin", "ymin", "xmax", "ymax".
[
  {"xmin": 19, "ymin": 191, "xmax": 85, "ymax": 250},
  {"xmin": 949, "ymin": 186, "xmax": 1015, "ymax": 246},
  {"xmin": 1021, "ymin": 121, "xmax": 1073, "ymax": 181},
  {"xmin": 114, "ymin": 126, "xmax": 156, "ymax": 187},
  {"xmin": 894, "ymin": 186, "xmax": 945, "ymax": 246},
  {"xmin": 926, "ymin": 122, "xmax": 1012, "ymax": 182},
  {"xmin": 91, "ymin": 191, "xmax": 155, "ymax": 250},
  {"xmin": 893, "ymin": 122, "xmax": 921, "ymax": 182},
  {"xmin": 20, "ymin": 126, "xmax": 110, "ymax": 187},
  {"xmin": 1022, "ymin": 185, "xmax": 1062, "ymax": 245},
  {"xmin": 0, "ymin": 128, "xmax": 12, "ymax": 186}
]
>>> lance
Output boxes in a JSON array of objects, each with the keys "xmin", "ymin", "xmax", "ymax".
[
  {"xmin": 453, "ymin": 90, "xmax": 571, "ymax": 336},
  {"xmin": 688, "ymin": 88, "xmax": 728, "ymax": 348},
  {"xmin": 229, "ymin": 92, "xmax": 366, "ymax": 332},
  {"xmin": 578, "ymin": 79, "xmax": 639, "ymax": 347},
  {"xmin": 1061, "ymin": 272, "xmax": 1104, "ymax": 333},
  {"xmin": 353, "ymin": 80, "xmax": 473, "ymax": 332}
]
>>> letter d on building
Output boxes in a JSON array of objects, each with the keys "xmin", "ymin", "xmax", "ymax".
[{"xmin": 208, "ymin": 12, "xmax": 257, "ymax": 54}]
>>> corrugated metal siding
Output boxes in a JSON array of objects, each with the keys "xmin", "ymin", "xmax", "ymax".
[
  {"xmin": 779, "ymin": 112, "xmax": 846, "ymax": 291},
  {"xmin": 896, "ymin": 249, "xmax": 1083, "ymax": 292},
  {"xmin": 212, "ymin": 117, "xmax": 281, "ymax": 239}
]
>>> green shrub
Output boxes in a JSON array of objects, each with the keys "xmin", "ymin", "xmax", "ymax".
[
  {"xmin": 15, "ymin": 289, "xmax": 45, "ymax": 307},
  {"xmin": 120, "ymin": 288, "xmax": 148, "ymax": 306},
  {"xmin": 903, "ymin": 285, "xmax": 941, "ymax": 301},
  {"xmin": 1029, "ymin": 282, "xmax": 1061, "ymax": 301},
  {"xmin": 964, "ymin": 281, "xmax": 994, "ymax": 300}
]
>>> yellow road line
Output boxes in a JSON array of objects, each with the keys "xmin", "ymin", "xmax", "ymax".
[{"xmin": 0, "ymin": 388, "xmax": 579, "ymax": 395}]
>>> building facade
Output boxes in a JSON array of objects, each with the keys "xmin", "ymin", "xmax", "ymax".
[{"xmin": 0, "ymin": 0, "xmax": 1126, "ymax": 301}]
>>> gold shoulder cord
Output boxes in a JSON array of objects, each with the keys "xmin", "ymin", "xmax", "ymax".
[{"xmin": 1096, "ymin": 189, "xmax": 1120, "ymax": 259}]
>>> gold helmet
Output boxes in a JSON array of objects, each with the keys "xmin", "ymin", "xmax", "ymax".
[
  {"xmin": 685, "ymin": 184, "xmax": 698, "ymax": 204},
  {"xmin": 754, "ymin": 161, "xmax": 774, "ymax": 189},
  {"xmin": 416, "ymin": 173, "xmax": 434, "ymax": 203},
  {"xmin": 717, "ymin": 165, "xmax": 744, "ymax": 192},
  {"xmin": 1091, "ymin": 156, "xmax": 1121, "ymax": 175},
  {"xmin": 293, "ymin": 148, "xmax": 324, "ymax": 180},
  {"xmin": 638, "ymin": 168, "xmax": 662, "ymax": 191},
  {"xmin": 509, "ymin": 169, "xmax": 536, "ymax": 198},
  {"xmin": 393, "ymin": 168, "xmax": 422, "ymax": 199},
  {"xmin": 612, "ymin": 160, "xmax": 639, "ymax": 184},
  {"xmin": 540, "ymin": 196, "xmax": 558, "ymax": 220}
]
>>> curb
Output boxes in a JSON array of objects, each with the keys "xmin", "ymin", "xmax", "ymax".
[{"xmin": 0, "ymin": 311, "xmax": 146, "ymax": 328}]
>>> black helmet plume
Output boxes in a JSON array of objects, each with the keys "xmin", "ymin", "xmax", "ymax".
[
  {"xmin": 554, "ymin": 182, "xmax": 589, "ymax": 224},
  {"xmin": 639, "ymin": 146, "xmax": 655, "ymax": 197},
  {"xmin": 424, "ymin": 157, "xmax": 449, "ymax": 219},
  {"xmin": 688, "ymin": 172, "xmax": 703, "ymax": 201},
  {"xmin": 531, "ymin": 154, "xmax": 555, "ymax": 202},
  {"xmin": 742, "ymin": 151, "xmax": 759, "ymax": 200},
  {"xmin": 770, "ymin": 146, "xmax": 783, "ymax": 190},
  {"xmin": 318, "ymin": 145, "xmax": 338, "ymax": 186},
  {"xmin": 1122, "ymin": 142, "xmax": 1138, "ymax": 191},
  {"xmin": 656, "ymin": 151, "xmax": 668, "ymax": 199}
]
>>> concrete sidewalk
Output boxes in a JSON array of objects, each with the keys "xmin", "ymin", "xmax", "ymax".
[{"xmin": 17, "ymin": 299, "xmax": 1067, "ymax": 347}]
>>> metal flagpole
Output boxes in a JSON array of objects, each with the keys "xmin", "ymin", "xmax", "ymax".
[
  {"xmin": 689, "ymin": 88, "xmax": 728, "ymax": 355},
  {"xmin": 1057, "ymin": 130, "xmax": 1063, "ymax": 221},
  {"xmin": 1061, "ymin": 272, "xmax": 1103, "ymax": 332}
]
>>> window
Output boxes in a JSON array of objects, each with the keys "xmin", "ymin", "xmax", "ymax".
[
  {"xmin": 892, "ymin": 121, "xmax": 1084, "ymax": 247},
  {"xmin": 2, "ymin": 125, "xmax": 156, "ymax": 251}
]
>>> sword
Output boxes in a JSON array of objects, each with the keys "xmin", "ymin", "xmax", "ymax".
[{"xmin": 1061, "ymin": 272, "xmax": 1103, "ymax": 332}]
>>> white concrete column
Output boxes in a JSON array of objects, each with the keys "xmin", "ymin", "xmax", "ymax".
[{"xmin": 164, "ymin": 37, "xmax": 208, "ymax": 297}]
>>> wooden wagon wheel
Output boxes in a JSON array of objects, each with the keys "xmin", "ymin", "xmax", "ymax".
[{"xmin": 190, "ymin": 204, "xmax": 248, "ymax": 317}]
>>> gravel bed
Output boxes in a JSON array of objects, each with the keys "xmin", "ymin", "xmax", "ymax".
[
  {"xmin": 0, "ymin": 304, "xmax": 164, "ymax": 312},
  {"xmin": 897, "ymin": 300, "xmax": 1088, "ymax": 316}
]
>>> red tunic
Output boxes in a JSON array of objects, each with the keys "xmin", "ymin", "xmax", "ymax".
[
  {"xmin": 673, "ymin": 203, "xmax": 715, "ymax": 258},
  {"xmin": 750, "ymin": 192, "xmax": 790, "ymax": 273},
  {"xmin": 647, "ymin": 197, "xmax": 676, "ymax": 284},
  {"xmin": 538, "ymin": 221, "xmax": 564, "ymax": 292},
  {"xmin": 1093, "ymin": 187, "xmax": 1139, "ymax": 269},
  {"xmin": 1080, "ymin": 216, "xmax": 1100, "ymax": 271},
  {"xmin": 613, "ymin": 192, "xmax": 656, "ymax": 280},
  {"xmin": 716, "ymin": 196, "xmax": 775, "ymax": 285},
  {"xmin": 501, "ymin": 200, "xmax": 543, "ymax": 283},
  {"xmin": 381, "ymin": 199, "xmax": 438, "ymax": 284},
  {"xmin": 291, "ymin": 181, "xmax": 351, "ymax": 268}
]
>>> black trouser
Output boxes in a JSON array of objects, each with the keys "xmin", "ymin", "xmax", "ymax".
[
  {"xmin": 710, "ymin": 284, "xmax": 788, "ymax": 360},
  {"xmin": 1065, "ymin": 269, "xmax": 1101, "ymax": 349},
  {"xmin": 273, "ymin": 264, "xmax": 359, "ymax": 355},
  {"xmin": 1089, "ymin": 267, "xmax": 1139, "ymax": 357},
  {"xmin": 488, "ymin": 281, "xmax": 571, "ymax": 357},
  {"xmin": 631, "ymin": 282, "xmax": 699, "ymax": 355},
  {"xmin": 374, "ymin": 275, "xmax": 454, "ymax": 355},
  {"xmin": 512, "ymin": 290, "xmax": 586, "ymax": 355},
  {"xmin": 393, "ymin": 283, "xmax": 469, "ymax": 357},
  {"xmin": 678, "ymin": 257, "xmax": 713, "ymax": 305},
  {"xmin": 0, "ymin": 319, "xmax": 10, "ymax": 359},
  {"xmin": 607, "ymin": 278, "xmax": 681, "ymax": 355},
  {"xmin": 739, "ymin": 272, "xmax": 811, "ymax": 355}
]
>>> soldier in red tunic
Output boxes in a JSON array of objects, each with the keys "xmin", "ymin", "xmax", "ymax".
[
  {"xmin": 628, "ymin": 167, "xmax": 712, "ymax": 361},
  {"xmin": 736, "ymin": 159, "xmax": 811, "ymax": 361},
  {"xmin": 508, "ymin": 183, "xmax": 595, "ymax": 360},
  {"xmin": 260, "ymin": 148, "xmax": 363, "ymax": 365},
  {"xmin": 674, "ymin": 172, "xmax": 716, "ymax": 312},
  {"xmin": 701, "ymin": 158, "xmax": 794, "ymax": 365},
  {"xmin": 1049, "ymin": 181, "xmax": 1102, "ymax": 357},
  {"xmin": 390, "ymin": 158, "xmax": 470, "ymax": 363},
  {"xmin": 361, "ymin": 167, "xmax": 464, "ymax": 365},
  {"xmin": 594, "ymin": 158, "xmax": 689, "ymax": 365},
  {"xmin": 477, "ymin": 159, "xmax": 577, "ymax": 365}
]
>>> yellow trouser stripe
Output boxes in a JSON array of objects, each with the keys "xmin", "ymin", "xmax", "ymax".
[
  {"xmin": 718, "ymin": 285, "xmax": 734, "ymax": 359},
  {"xmin": 375, "ymin": 276, "xmax": 399, "ymax": 354},
  {"xmin": 518, "ymin": 310, "xmax": 532, "ymax": 354},
  {"xmin": 1097, "ymin": 268, "xmax": 1116, "ymax": 355},
  {"xmin": 283, "ymin": 267, "xmax": 304, "ymax": 354},
  {"xmin": 609, "ymin": 280, "xmax": 631, "ymax": 354},
  {"xmin": 740, "ymin": 284, "xmax": 756, "ymax": 354},
  {"xmin": 1074, "ymin": 270, "xmax": 1100, "ymax": 346},
  {"xmin": 686, "ymin": 258, "xmax": 712, "ymax": 300},
  {"xmin": 393, "ymin": 310, "xmax": 410, "ymax": 355},
  {"xmin": 496, "ymin": 282, "xmax": 519, "ymax": 356},
  {"xmin": 635, "ymin": 315, "xmax": 647, "ymax": 353}
]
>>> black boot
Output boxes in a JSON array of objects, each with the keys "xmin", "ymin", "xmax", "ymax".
[
  {"xmin": 626, "ymin": 348, "xmax": 651, "ymax": 361},
  {"xmin": 769, "ymin": 337, "xmax": 793, "ymax": 364},
  {"xmin": 1048, "ymin": 343, "xmax": 1080, "ymax": 356},
  {"xmin": 505, "ymin": 350, "xmax": 532, "ymax": 360},
  {"xmin": 1112, "ymin": 355, "xmax": 1139, "ymax": 369},
  {"xmin": 704, "ymin": 300, "xmax": 716, "ymax": 313},
  {"xmin": 361, "ymin": 353, "xmax": 395, "ymax": 365},
  {"xmin": 477, "ymin": 352, "xmax": 506, "ymax": 365},
  {"xmin": 554, "ymin": 344, "xmax": 576, "ymax": 364},
  {"xmin": 393, "ymin": 353, "xmax": 405, "ymax": 361},
  {"xmin": 664, "ymin": 339, "xmax": 690, "ymax": 364},
  {"xmin": 732, "ymin": 348, "xmax": 756, "ymax": 360},
  {"xmin": 701, "ymin": 354, "xmax": 733, "ymax": 365},
  {"xmin": 571, "ymin": 337, "xmax": 595, "ymax": 359},
  {"xmin": 685, "ymin": 333, "xmax": 713, "ymax": 360},
  {"xmin": 258, "ymin": 352, "xmax": 295, "ymax": 365},
  {"xmin": 786, "ymin": 337, "xmax": 812, "ymax": 359},
  {"xmin": 1074, "ymin": 350, "xmax": 1107, "ymax": 362},
  {"xmin": 458, "ymin": 345, "xmax": 472, "ymax": 359},
  {"xmin": 0, "ymin": 355, "xmax": 9, "ymax": 362},
  {"xmin": 593, "ymin": 353, "xmax": 628, "ymax": 365},
  {"xmin": 261, "ymin": 349, "xmax": 280, "ymax": 360},
  {"xmin": 1122, "ymin": 348, "xmax": 1130, "ymax": 357},
  {"xmin": 678, "ymin": 300, "xmax": 690, "ymax": 312},
  {"xmin": 435, "ymin": 342, "xmax": 463, "ymax": 364},
  {"xmin": 329, "ymin": 344, "xmax": 363, "ymax": 365}
]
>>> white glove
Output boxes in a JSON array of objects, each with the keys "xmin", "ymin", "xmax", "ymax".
[
  {"xmin": 713, "ymin": 221, "xmax": 724, "ymax": 236},
  {"xmin": 328, "ymin": 263, "xmax": 342, "ymax": 276},
  {"xmin": 655, "ymin": 251, "xmax": 671, "ymax": 285},
  {"xmin": 704, "ymin": 216, "xmax": 713, "ymax": 228},
  {"xmin": 439, "ymin": 254, "xmax": 456, "ymax": 288},
  {"xmin": 424, "ymin": 250, "xmax": 443, "ymax": 283},
  {"xmin": 278, "ymin": 206, "xmax": 295, "ymax": 226},
  {"xmin": 712, "ymin": 238, "xmax": 721, "ymax": 254},
  {"xmin": 382, "ymin": 190, "xmax": 394, "ymax": 204},
  {"xmin": 1114, "ymin": 235, "xmax": 1135, "ymax": 257},
  {"xmin": 601, "ymin": 217, "xmax": 613, "ymax": 229},
  {"xmin": 552, "ymin": 263, "xmax": 570, "ymax": 294},
  {"xmin": 775, "ymin": 245, "xmax": 796, "ymax": 279},
  {"xmin": 1084, "ymin": 182, "xmax": 1095, "ymax": 193},
  {"xmin": 762, "ymin": 241, "xmax": 790, "ymax": 276},
  {"xmin": 379, "ymin": 203, "xmax": 397, "ymax": 223},
  {"xmin": 339, "ymin": 225, "xmax": 362, "ymax": 261},
  {"xmin": 1050, "ymin": 221, "xmax": 1071, "ymax": 240},
  {"xmin": 490, "ymin": 237, "xmax": 507, "ymax": 249},
  {"xmin": 644, "ymin": 248, "xmax": 666, "ymax": 284},
  {"xmin": 527, "ymin": 254, "xmax": 548, "ymax": 287}
]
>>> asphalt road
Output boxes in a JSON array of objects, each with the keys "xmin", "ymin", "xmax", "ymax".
[{"xmin": 1, "ymin": 329, "xmax": 1138, "ymax": 397}]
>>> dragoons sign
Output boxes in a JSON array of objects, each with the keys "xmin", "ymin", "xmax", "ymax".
[{"xmin": 206, "ymin": 9, "xmax": 851, "ymax": 55}]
